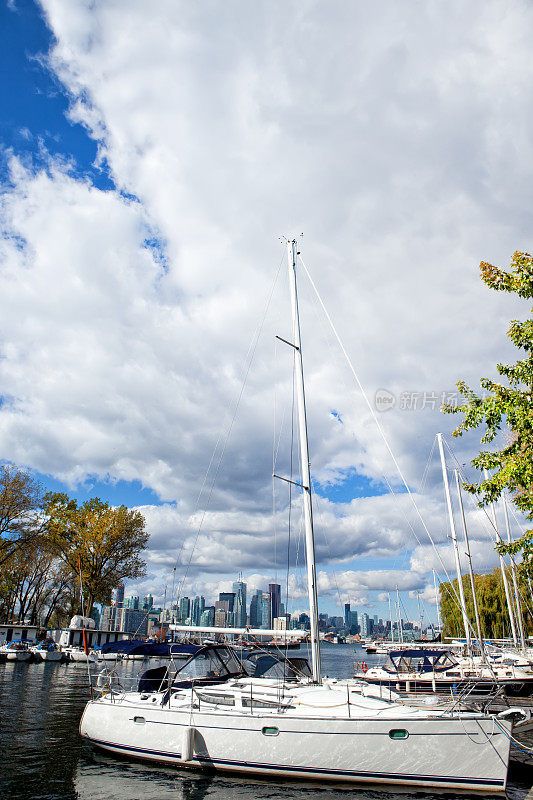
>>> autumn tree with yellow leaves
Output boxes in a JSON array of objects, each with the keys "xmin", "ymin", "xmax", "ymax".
[{"xmin": 44, "ymin": 493, "xmax": 149, "ymax": 617}]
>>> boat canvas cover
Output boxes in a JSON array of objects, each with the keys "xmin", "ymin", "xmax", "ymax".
[
  {"xmin": 382, "ymin": 649, "xmax": 457, "ymax": 674},
  {"xmin": 99, "ymin": 640, "xmax": 202, "ymax": 657}
]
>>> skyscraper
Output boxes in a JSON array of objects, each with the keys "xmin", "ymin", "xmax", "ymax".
[
  {"xmin": 249, "ymin": 589, "xmax": 262, "ymax": 627},
  {"xmin": 232, "ymin": 581, "xmax": 247, "ymax": 628},
  {"xmin": 179, "ymin": 596, "xmax": 190, "ymax": 622},
  {"xmin": 218, "ymin": 592, "xmax": 235, "ymax": 612},
  {"xmin": 192, "ymin": 595, "xmax": 205, "ymax": 625},
  {"xmin": 344, "ymin": 603, "xmax": 351, "ymax": 628},
  {"xmin": 269, "ymin": 584, "xmax": 281, "ymax": 627},
  {"xmin": 261, "ymin": 592, "xmax": 271, "ymax": 629},
  {"xmin": 114, "ymin": 583, "xmax": 125, "ymax": 609},
  {"xmin": 142, "ymin": 594, "xmax": 154, "ymax": 611}
]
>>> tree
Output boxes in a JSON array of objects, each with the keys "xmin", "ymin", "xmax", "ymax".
[
  {"xmin": 0, "ymin": 464, "xmax": 44, "ymax": 566},
  {"xmin": 43, "ymin": 493, "xmax": 149, "ymax": 615},
  {"xmin": 440, "ymin": 568, "xmax": 531, "ymax": 639},
  {"xmin": 443, "ymin": 251, "xmax": 533, "ymax": 575}
]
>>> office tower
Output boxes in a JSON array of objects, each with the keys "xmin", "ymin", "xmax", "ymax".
[
  {"xmin": 218, "ymin": 592, "xmax": 235, "ymax": 612},
  {"xmin": 298, "ymin": 612, "xmax": 310, "ymax": 628},
  {"xmin": 114, "ymin": 583, "xmax": 125, "ymax": 609},
  {"xmin": 126, "ymin": 595, "xmax": 140, "ymax": 610},
  {"xmin": 249, "ymin": 589, "xmax": 262, "ymax": 627},
  {"xmin": 360, "ymin": 612, "xmax": 370, "ymax": 637},
  {"xmin": 116, "ymin": 607, "xmax": 148, "ymax": 637},
  {"xmin": 142, "ymin": 594, "xmax": 154, "ymax": 611},
  {"xmin": 344, "ymin": 603, "xmax": 351, "ymax": 628},
  {"xmin": 269, "ymin": 584, "xmax": 281, "ymax": 627},
  {"xmin": 214, "ymin": 609, "xmax": 227, "ymax": 627},
  {"xmin": 179, "ymin": 596, "xmax": 190, "ymax": 622},
  {"xmin": 192, "ymin": 596, "xmax": 205, "ymax": 626},
  {"xmin": 200, "ymin": 606, "xmax": 215, "ymax": 626},
  {"xmin": 261, "ymin": 592, "xmax": 271, "ymax": 628},
  {"xmin": 232, "ymin": 580, "xmax": 247, "ymax": 628}
]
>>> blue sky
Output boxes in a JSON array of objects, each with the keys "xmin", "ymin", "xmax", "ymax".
[{"xmin": 1, "ymin": 0, "xmax": 530, "ymax": 623}]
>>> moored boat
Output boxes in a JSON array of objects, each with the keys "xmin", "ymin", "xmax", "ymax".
[
  {"xmin": 0, "ymin": 640, "xmax": 32, "ymax": 662},
  {"xmin": 32, "ymin": 640, "xmax": 63, "ymax": 662}
]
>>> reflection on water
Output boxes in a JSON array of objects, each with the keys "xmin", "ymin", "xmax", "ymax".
[{"xmin": 0, "ymin": 644, "xmax": 532, "ymax": 800}]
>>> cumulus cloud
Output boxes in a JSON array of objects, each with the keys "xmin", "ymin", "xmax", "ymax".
[{"xmin": 0, "ymin": 0, "xmax": 531, "ymax": 615}]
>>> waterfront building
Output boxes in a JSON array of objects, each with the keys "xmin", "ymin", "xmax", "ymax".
[
  {"xmin": 142, "ymin": 594, "xmax": 154, "ymax": 611},
  {"xmin": 113, "ymin": 583, "xmax": 125, "ymax": 609},
  {"xmin": 360, "ymin": 613, "xmax": 371, "ymax": 637},
  {"xmin": 214, "ymin": 609, "xmax": 227, "ymax": 627},
  {"xmin": 200, "ymin": 607, "xmax": 215, "ymax": 626},
  {"xmin": 116, "ymin": 607, "xmax": 148, "ymax": 637},
  {"xmin": 269, "ymin": 584, "xmax": 281, "ymax": 626},
  {"xmin": 232, "ymin": 580, "xmax": 247, "ymax": 628},
  {"xmin": 261, "ymin": 592, "xmax": 270, "ymax": 629},
  {"xmin": 218, "ymin": 592, "xmax": 235, "ymax": 612},
  {"xmin": 178, "ymin": 597, "xmax": 190, "ymax": 622},
  {"xmin": 100, "ymin": 605, "xmax": 115, "ymax": 632},
  {"xmin": 192, "ymin": 596, "xmax": 205, "ymax": 625},
  {"xmin": 249, "ymin": 589, "xmax": 262, "ymax": 627}
]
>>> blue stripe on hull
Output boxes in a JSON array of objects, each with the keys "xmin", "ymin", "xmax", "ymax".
[{"xmin": 86, "ymin": 735, "xmax": 505, "ymax": 789}]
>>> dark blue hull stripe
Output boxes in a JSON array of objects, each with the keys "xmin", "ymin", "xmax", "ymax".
[{"xmin": 88, "ymin": 736, "xmax": 505, "ymax": 788}]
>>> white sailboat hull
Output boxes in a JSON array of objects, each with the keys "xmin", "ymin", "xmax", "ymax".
[{"xmin": 80, "ymin": 697, "xmax": 510, "ymax": 792}]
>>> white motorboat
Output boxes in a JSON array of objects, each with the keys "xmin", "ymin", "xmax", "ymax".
[
  {"xmin": 32, "ymin": 640, "xmax": 63, "ymax": 662},
  {"xmin": 80, "ymin": 241, "xmax": 513, "ymax": 792},
  {"xmin": 0, "ymin": 640, "xmax": 32, "ymax": 662},
  {"xmin": 66, "ymin": 646, "xmax": 97, "ymax": 663}
]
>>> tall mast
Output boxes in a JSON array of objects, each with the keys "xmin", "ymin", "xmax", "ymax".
[
  {"xmin": 388, "ymin": 593, "xmax": 392, "ymax": 641},
  {"xmin": 286, "ymin": 239, "xmax": 321, "ymax": 682},
  {"xmin": 396, "ymin": 587, "xmax": 404, "ymax": 645},
  {"xmin": 454, "ymin": 469, "xmax": 485, "ymax": 660},
  {"xmin": 433, "ymin": 570, "xmax": 442, "ymax": 633},
  {"xmin": 503, "ymin": 495, "xmax": 526, "ymax": 651},
  {"xmin": 484, "ymin": 470, "xmax": 518, "ymax": 647},
  {"xmin": 416, "ymin": 591, "xmax": 423, "ymax": 638},
  {"xmin": 437, "ymin": 433, "xmax": 471, "ymax": 653}
]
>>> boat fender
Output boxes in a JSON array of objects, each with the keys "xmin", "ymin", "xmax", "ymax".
[
  {"xmin": 498, "ymin": 707, "xmax": 531, "ymax": 723},
  {"xmin": 361, "ymin": 662, "xmax": 368, "ymax": 673},
  {"xmin": 181, "ymin": 726, "xmax": 195, "ymax": 762}
]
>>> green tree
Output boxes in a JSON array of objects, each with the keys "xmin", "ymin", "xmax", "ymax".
[
  {"xmin": 44, "ymin": 493, "xmax": 149, "ymax": 615},
  {"xmin": 440, "ymin": 568, "xmax": 531, "ymax": 639},
  {"xmin": 444, "ymin": 251, "xmax": 533, "ymax": 575}
]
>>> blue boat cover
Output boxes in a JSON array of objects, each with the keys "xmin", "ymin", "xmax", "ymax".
[
  {"xmin": 99, "ymin": 640, "xmax": 202, "ymax": 657},
  {"xmin": 383, "ymin": 649, "xmax": 455, "ymax": 674}
]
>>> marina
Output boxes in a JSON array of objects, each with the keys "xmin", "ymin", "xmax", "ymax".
[{"xmin": 2, "ymin": 643, "xmax": 533, "ymax": 800}]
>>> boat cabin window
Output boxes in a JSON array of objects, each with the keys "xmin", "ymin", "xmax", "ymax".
[
  {"xmin": 173, "ymin": 646, "xmax": 244, "ymax": 683},
  {"xmin": 242, "ymin": 697, "xmax": 295, "ymax": 709},
  {"xmin": 195, "ymin": 691, "xmax": 235, "ymax": 706},
  {"xmin": 244, "ymin": 654, "xmax": 312, "ymax": 680}
]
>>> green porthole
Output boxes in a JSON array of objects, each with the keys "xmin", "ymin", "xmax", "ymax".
[
  {"xmin": 261, "ymin": 726, "xmax": 279, "ymax": 736},
  {"xmin": 389, "ymin": 729, "xmax": 409, "ymax": 739}
]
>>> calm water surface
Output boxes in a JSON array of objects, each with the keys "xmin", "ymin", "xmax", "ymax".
[{"xmin": 1, "ymin": 643, "xmax": 532, "ymax": 800}]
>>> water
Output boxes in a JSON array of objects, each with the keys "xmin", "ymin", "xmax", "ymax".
[{"xmin": 0, "ymin": 643, "xmax": 531, "ymax": 800}]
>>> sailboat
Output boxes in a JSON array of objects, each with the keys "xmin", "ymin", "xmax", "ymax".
[{"xmin": 80, "ymin": 240, "xmax": 512, "ymax": 792}]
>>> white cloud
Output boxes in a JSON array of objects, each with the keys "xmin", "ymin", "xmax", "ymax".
[{"xmin": 0, "ymin": 0, "xmax": 532, "ymax": 614}]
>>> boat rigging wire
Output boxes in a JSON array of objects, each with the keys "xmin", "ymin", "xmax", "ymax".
[
  {"xmin": 298, "ymin": 254, "xmax": 467, "ymax": 613},
  {"xmin": 173, "ymin": 253, "xmax": 284, "ymax": 606}
]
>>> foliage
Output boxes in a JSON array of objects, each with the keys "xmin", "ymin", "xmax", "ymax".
[
  {"xmin": 443, "ymin": 251, "xmax": 533, "ymax": 575},
  {"xmin": 43, "ymin": 493, "xmax": 149, "ymax": 616},
  {"xmin": 0, "ymin": 464, "xmax": 44, "ymax": 566},
  {"xmin": 440, "ymin": 568, "xmax": 531, "ymax": 639}
]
